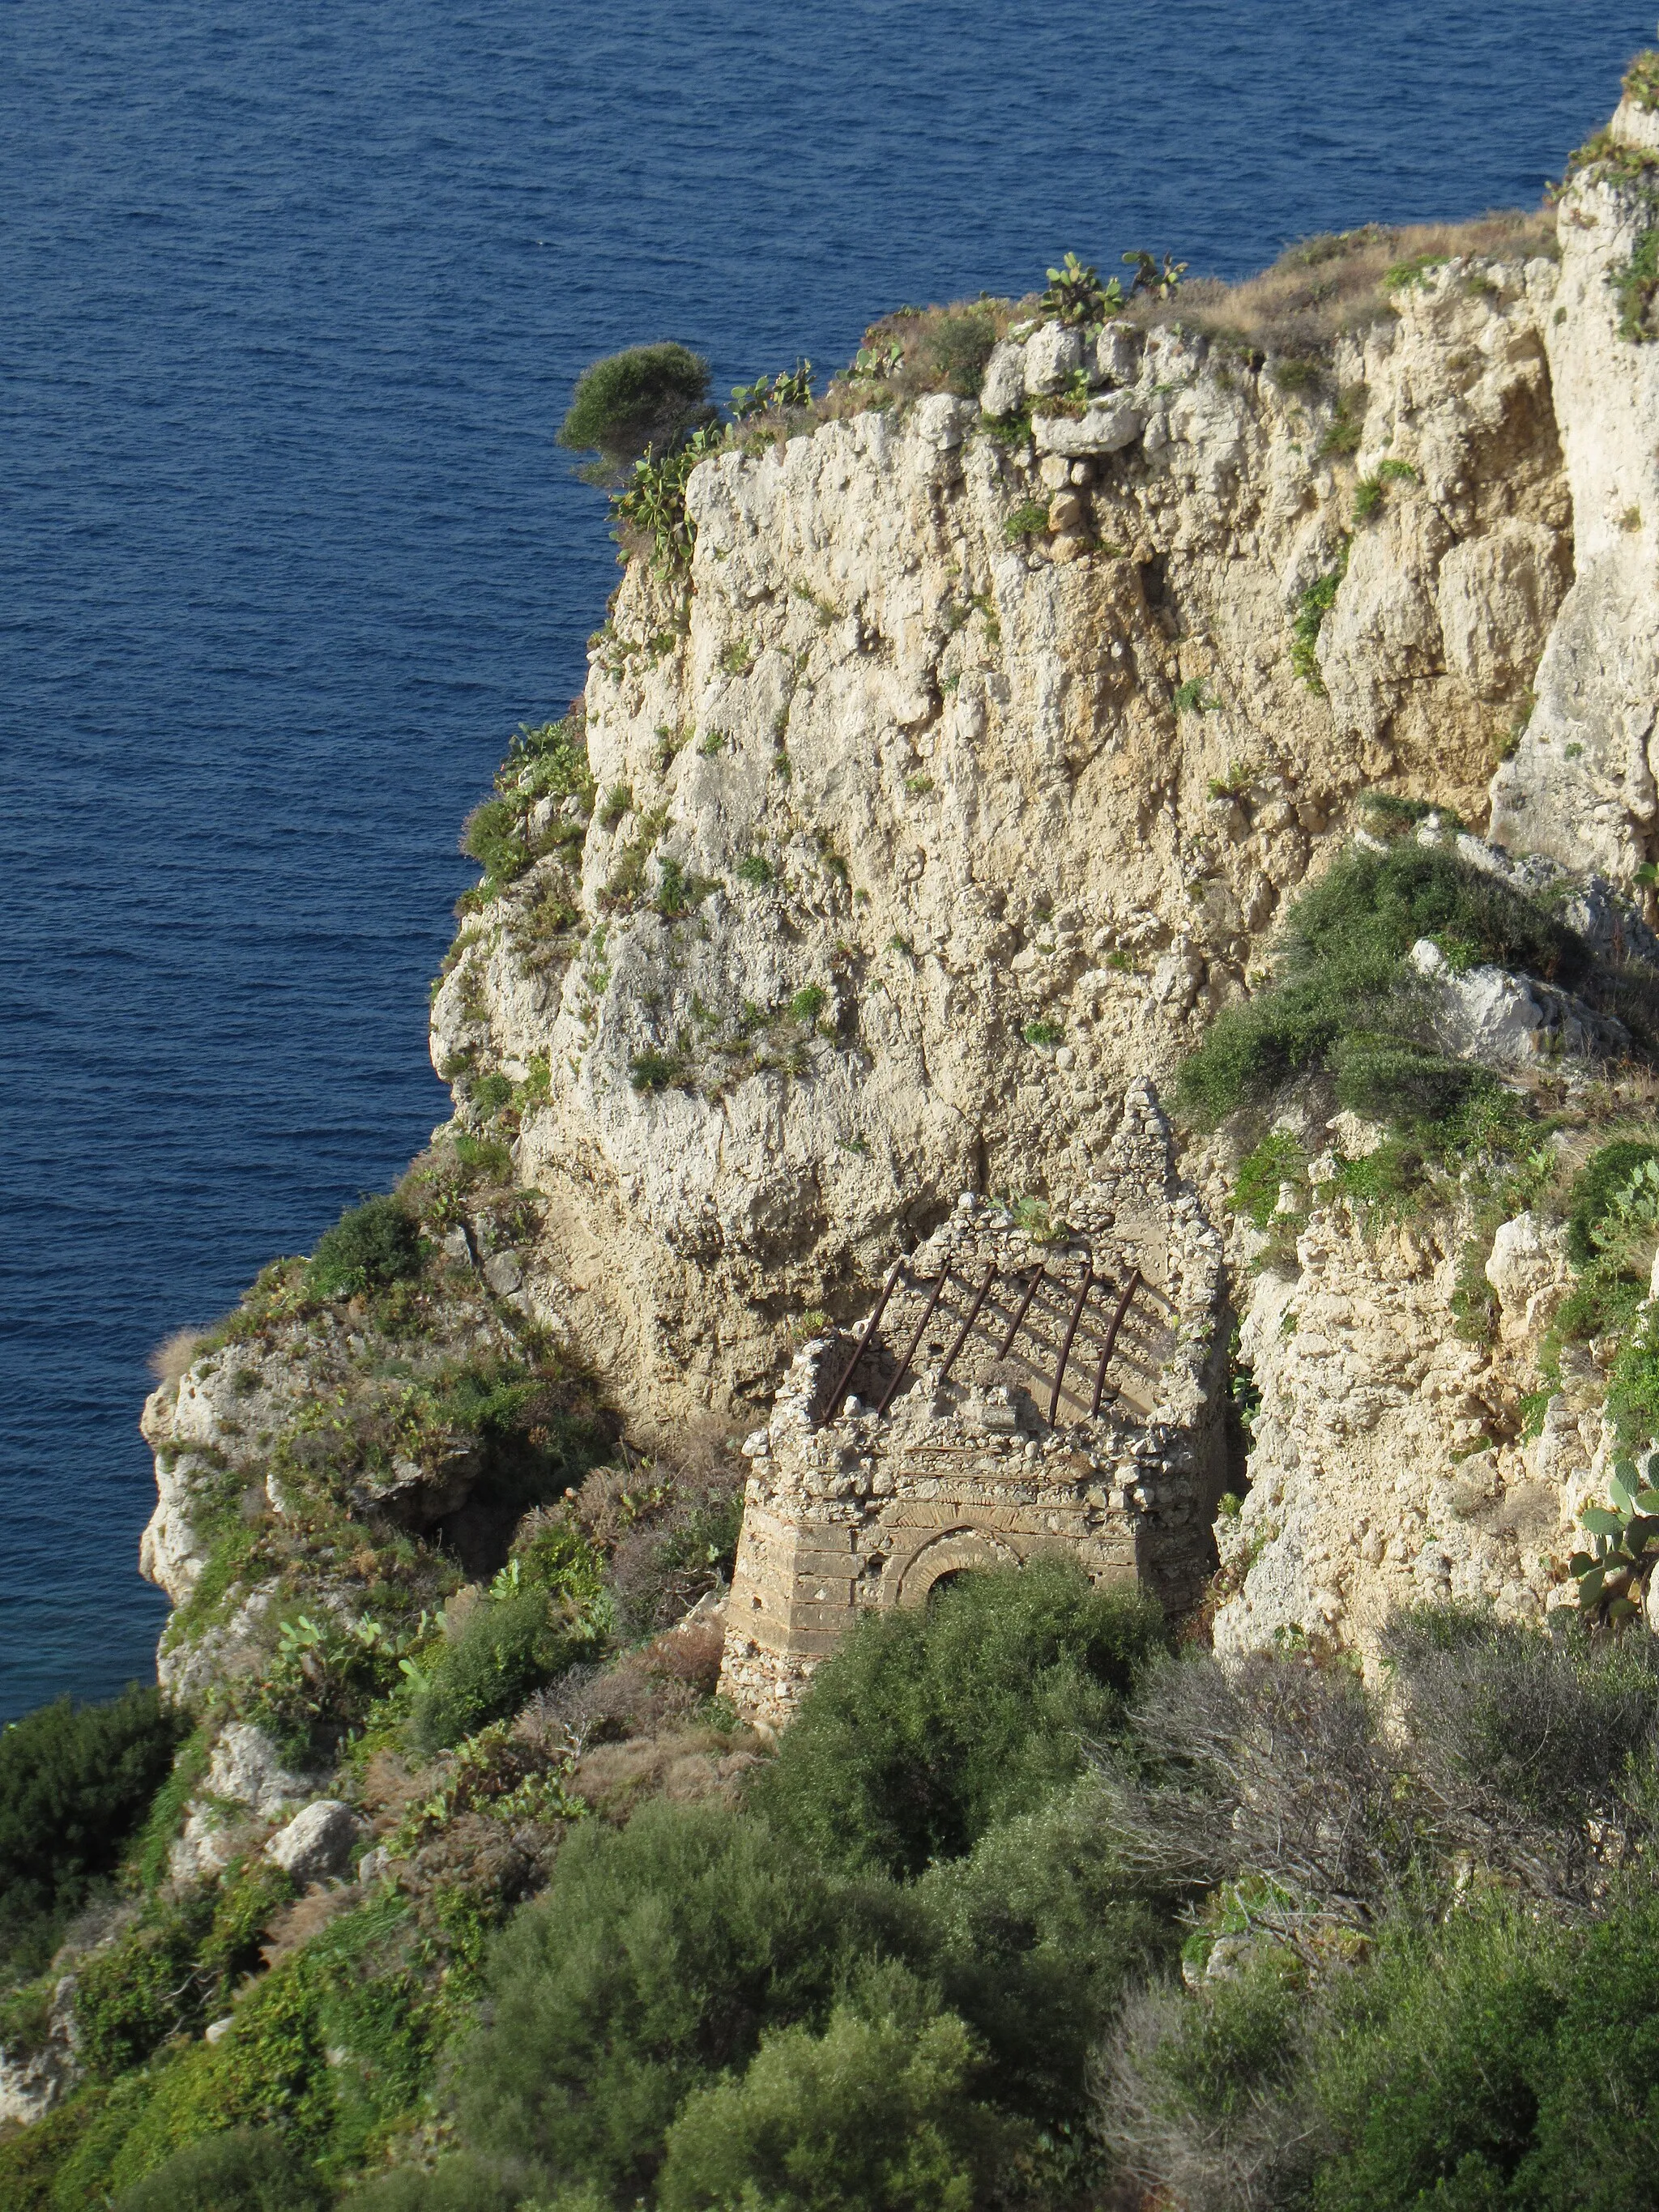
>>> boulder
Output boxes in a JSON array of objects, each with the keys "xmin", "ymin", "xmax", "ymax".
[
  {"xmin": 1032, "ymin": 401, "xmax": 1141, "ymax": 458},
  {"xmin": 979, "ymin": 340, "xmax": 1026, "ymax": 417},
  {"xmin": 1022, "ymin": 322, "xmax": 1084, "ymax": 396},
  {"xmin": 266, "ymin": 1799, "xmax": 361, "ymax": 1885}
]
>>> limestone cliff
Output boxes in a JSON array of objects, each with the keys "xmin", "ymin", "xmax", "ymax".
[
  {"xmin": 145, "ymin": 58, "xmax": 1659, "ymax": 1712},
  {"xmin": 433, "ymin": 235, "xmax": 1575, "ymax": 1423}
]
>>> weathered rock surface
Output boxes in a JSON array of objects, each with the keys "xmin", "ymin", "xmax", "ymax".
[
  {"xmin": 433, "ymin": 237, "xmax": 1579, "ymax": 1430},
  {"xmin": 266, "ymin": 1799, "xmax": 361, "ymax": 1884}
]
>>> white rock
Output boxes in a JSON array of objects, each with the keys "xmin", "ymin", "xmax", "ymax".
[
  {"xmin": 1022, "ymin": 322, "xmax": 1084, "ymax": 396},
  {"xmin": 1094, "ymin": 321, "xmax": 1142, "ymax": 387},
  {"xmin": 267, "ymin": 1800, "xmax": 361, "ymax": 1885},
  {"xmin": 1486, "ymin": 1213, "xmax": 1572, "ymax": 1341},
  {"xmin": 979, "ymin": 340, "xmax": 1026, "ymax": 416},
  {"xmin": 1032, "ymin": 402, "xmax": 1141, "ymax": 457}
]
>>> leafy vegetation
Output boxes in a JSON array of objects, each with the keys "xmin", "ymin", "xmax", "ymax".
[
  {"xmin": 307, "ymin": 1196, "xmax": 423, "ymax": 1302},
  {"xmin": 752, "ymin": 1559, "xmax": 1166, "ymax": 1878},
  {"xmin": 12, "ymin": 1563, "xmax": 1659, "ymax": 2212},
  {"xmin": 1290, "ymin": 545, "xmax": 1348, "ymax": 690},
  {"xmin": 557, "ymin": 344, "xmax": 713, "ymax": 482},
  {"xmin": 0, "ymin": 1688, "xmax": 186, "ymax": 1979},
  {"xmin": 1175, "ymin": 837, "xmax": 1588, "ymax": 1137}
]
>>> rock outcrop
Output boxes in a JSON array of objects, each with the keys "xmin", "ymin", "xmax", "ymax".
[
  {"xmin": 142, "ymin": 58, "xmax": 1659, "ymax": 1712},
  {"xmin": 432, "ymin": 233, "xmax": 1572, "ymax": 1426}
]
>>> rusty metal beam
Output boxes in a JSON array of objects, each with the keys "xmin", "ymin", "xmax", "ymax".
[
  {"xmin": 1047, "ymin": 1266, "xmax": 1095, "ymax": 1426},
  {"xmin": 1090, "ymin": 1268, "xmax": 1142, "ymax": 1415},
  {"xmin": 875, "ymin": 1267, "xmax": 954, "ymax": 1416},
  {"xmin": 937, "ymin": 1264, "xmax": 996, "ymax": 1383},
  {"xmin": 996, "ymin": 1266, "xmax": 1046, "ymax": 1357},
  {"xmin": 823, "ymin": 1261, "xmax": 905, "ymax": 1419}
]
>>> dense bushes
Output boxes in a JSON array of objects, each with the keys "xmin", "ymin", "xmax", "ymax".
[
  {"xmin": 16, "ymin": 1568, "xmax": 1659, "ymax": 2212},
  {"xmin": 557, "ymin": 344, "xmax": 713, "ymax": 481},
  {"xmin": 111, "ymin": 2128, "xmax": 328, "ymax": 2212},
  {"xmin": 753, "ymin": 1557, "xmax": 1166, "ymax": 1877},
  {"xmin": 453, "ymin": 1802, "xmax": 880, "ymax": 2201},
  {"xmin": 0, "ymin": 1686, "xmax": 186, "ymax": 1976},
  {"xmin": 656, "ymin": 1971, "xmax": 1006, "ymax": 2212},
  {"xmin": 1175, "ymin": 840, "xmax": 1591, "ymax": 1132},
  {"xmin": 306, "ymin": 1195, "xmax": 423, "ymax": 1301}
]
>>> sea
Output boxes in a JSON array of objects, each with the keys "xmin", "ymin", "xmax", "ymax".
[{"xmin": 2, "ymin": 0, "xmax": 1650, "ymax": 1722}]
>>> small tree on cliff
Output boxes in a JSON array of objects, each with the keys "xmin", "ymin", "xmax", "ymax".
[{"xmin": 557, "ymin": 343, "xmax": 713, "ymax": 484}]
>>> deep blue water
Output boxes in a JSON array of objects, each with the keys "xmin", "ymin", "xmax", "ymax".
[{"xmin": 2, "ymin": 0, "xmax": 1649, "ymax": 1723}]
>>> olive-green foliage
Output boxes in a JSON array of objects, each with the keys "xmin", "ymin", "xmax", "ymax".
[
  {"xmin": 1311, "ymin": 1907, "xmax": 1567, "ymax": 2210},
  {"xmin": 557, "ymin": 343, "xmax": 713, "ymax": 479},
  {"xmin": 1610, "ymin": 1298, "xmax": 1659, "ymax": 1445},
  {"xmin": 349, "ymin": 2157, "xmax": 527, "ymax": 2211},
  {"xmin": 0, "ymin": 1686, "xmax": 185, "ymax": 1977},
  {"xmin": 920, "ymin": 306, "xmax": 999, "ymax": 398},
  {"xmin": 1519, "ymin": 1892, "xmax": 1659, "ymax": 2208},
  {"xmin": 89, "ymin": 1894, "xmax": 430, "ymax": 2195},
  {"xmin": 1230, "ymin": 1130, "xmax": 1306, "ymax": 1227},
  {"xmin": 306, "ymin": 1194, "xmax": 423, "ymax": 1301},
  {"xmin": 408, "ymin": 1583, "xmax": 591, "ymax": 1756},
  {"xmin": 110, "ymin": 2129, "xmax": 327, "ymax": 2212},
  {"xmin": 454, "ymin": 1801, "xmax": 893, "ymax": 2201},
  {"xmin": 1175, "ymin": 841, "xmax": 1588, "ymax": 1131},
  {"xmin": 1150, "ymin": 1954, "xmax": 1307, "ymax": 2129},
  {"xmin": 1564, "ymin": 1136, "xmax": 1659, "ymax": 1266},
  {"xmin": 1290, "ymin": 554, "xmax": 1346, "ymax": 689},
  {"xmin": 752, "ymin": 1558, "xmax": 1168, "ymax": 1879},
  {"xmin": 657, "ymin": 1967, "xmax": 1004, "ymax": 2212},
  {"xmin": 75, "ymin": 1895, "xmax": 213, "ymax": 2074},
  {"xmin": 915, "ymin": 1786, "xmax": 1175, "ymax": 2125},
  {"xmin": 1611, "ymin": 219, "xmax": 1659, "ymax": 344}
]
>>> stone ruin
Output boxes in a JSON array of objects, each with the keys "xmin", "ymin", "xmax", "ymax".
[{"xmin": 719, "ymin": 1083, "xmax": 1230, "ymax": 1724}]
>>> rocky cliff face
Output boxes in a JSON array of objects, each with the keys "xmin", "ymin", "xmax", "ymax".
[
  {"xmin": 433, "ymin": 231, "xmax": 1575, "ymax": 1426},
  {"xmin": 147, "ymin": 68, "xmax": 1659, "ymax": 1700}
]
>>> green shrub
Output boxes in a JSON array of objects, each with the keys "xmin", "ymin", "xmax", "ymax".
[
  {"xmin": 736, "ymin": 853, "xmax": 774, "ymax": 886},
  {"xmin": 1021, "ymin": 1019, "xmax": 1064, "ymax": 1047},
  {"xmin": 100, "ymin": 1896, "xmax": 429, "ymax": 2191},
  {"xmin": 915, "ymin": 1787, "xmax": 1175, "ymax": 2128},
  {"xmin": 753, "ymin": 1559, "xmax": 1167, "ymax": 1879},
  {"xmin": 1004, "ymin": 499, "xmax": 1050, "ymax": 543},
  {"xmin": 921, "ymin": 306, "xmax": 999, "ymax": 397},
  {"xmin": 75, "ymin": 1895, "xmax": 215, "ymax": 2074},
  {"xmin": 110, "ymin": 2129, "xmax": 327, "ymax": 2212},
  {"xmin": 557, "ymin": 343, "xmax": 713, "ymax": 480},
  {"xmin": 453, "ymin": 1801, "xmax": 894, "ymax": 2200},
  {"xmin": 1149, "ymin": 1953, "xmax": 1307, "ymax": 2129},
  {"xmin": 0, "ymin": 1686, "xmax": 186, "ymax": 1976},
  {"xmin": 1290, "ymin": 548, "xmax": 1347, "ymax": 690},
  {"xmin": 1565, "ymin": 1137, "xmax": 1659, "ymax": 1264},
  {"xmin": 306, "ymin": 1195, "xmax": 422, "ymax": 1300},
  {"xmin": 1610, "ymin": 1297, "xmax": 1659, "ymax": 1444},
  {"xmin": 629, "ymin": 1048, "xmax": 687, "ymax": 1093},
  {"xmin": 471, "ymin": 1072, "xmax": 513, "ymax": 1116},
  {"xmin": 1520, "ymin": 1891, "xmax": 1659, "ymax": 2208},
  {"xmin": 1231, "ymin": 1131, "xmax": 1306, "ymax": 1227},
  {"xmin": 657, "ymin": 1969, "xmax": 1005, "ymax": 2212},
  {"xmin": 1310, "ymin": 1907, "xmax": 1566, "ymax": 2210},
  {"xmin": 790, "ymin": 984, "xmax": 828, "ymax": 1023},
  {"xmin": 459, "ymin": 795, "xmax": 529, "ymax": 885},
  {"xmin": 408, "ymin": 1584, "xmax": 586, "ymax": 1754},
  {"xmin": 349, "ymin": 2159, "xmax": 527, "ymax": 2212},
  {"xmin": 1175, "ymin": 841, "xmax": 1589, "ymax": 1132}
]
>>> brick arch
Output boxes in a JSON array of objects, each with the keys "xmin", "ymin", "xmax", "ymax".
[{"xmin": 890, "ymin": 1526, "xmax": 1024, "ymax": 1609}]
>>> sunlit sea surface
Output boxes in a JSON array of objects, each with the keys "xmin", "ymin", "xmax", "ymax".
[{"xmin": 2, "ymin": 0, "xmax": 1649, "ymax": 1719}]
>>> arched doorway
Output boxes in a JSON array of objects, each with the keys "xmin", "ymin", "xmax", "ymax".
[{"xmin": 892, "ymin": 1526, "xmax": 1022, "ymax": 1608}]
